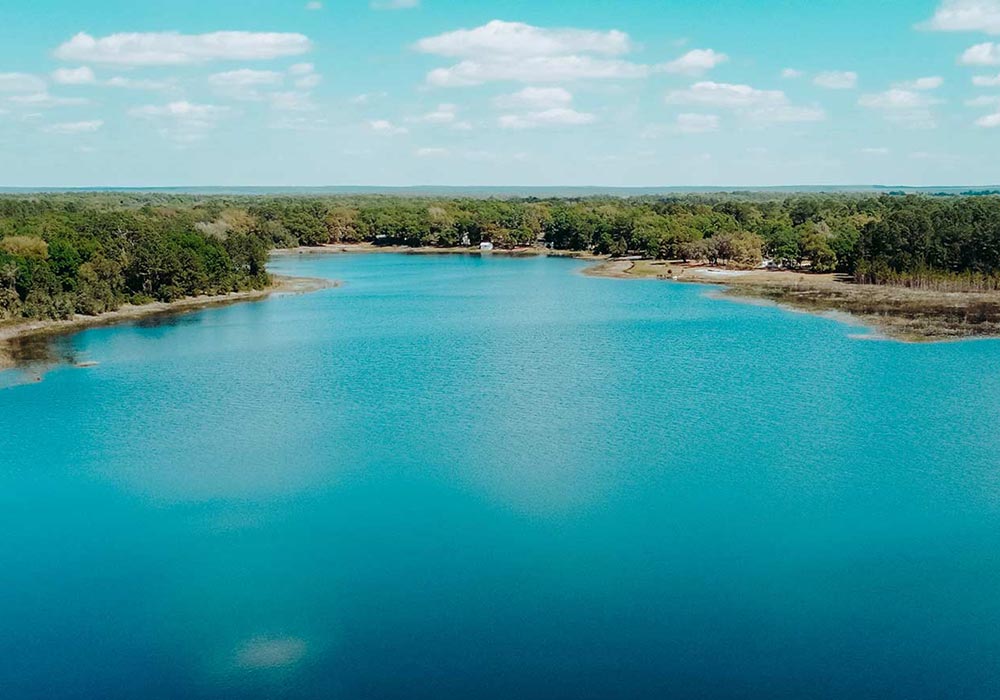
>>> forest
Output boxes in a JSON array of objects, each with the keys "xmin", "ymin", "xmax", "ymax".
[{"xmin": 2, "ymin": 191, "xmax": 1000, "ymax": 322}]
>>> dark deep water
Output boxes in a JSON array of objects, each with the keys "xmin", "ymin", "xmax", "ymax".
[{"xmin": 3, "ymin": 253, "xmax": 1000, "ymax": 699}]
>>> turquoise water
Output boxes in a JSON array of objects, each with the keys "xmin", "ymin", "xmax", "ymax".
[{"xmin": 3, "ymin": 253, "xmax": 1000, "ymax": 699}]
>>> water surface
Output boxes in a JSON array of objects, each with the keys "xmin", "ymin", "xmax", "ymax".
[{"xmin": 3, "ymin": 254, "xmax": 1000, "ymax": 699}]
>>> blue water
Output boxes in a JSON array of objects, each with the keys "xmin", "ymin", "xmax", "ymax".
[{"xmin": 3, "ymin": 253, "xmax": 1000, "ymax": 699}]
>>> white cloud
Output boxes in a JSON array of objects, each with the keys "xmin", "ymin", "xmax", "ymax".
[
  {"xmin": 858, "ymin": 89, "xmax": 941, "ymax": 128},
  {"xmin": 368, "ymin": 119, "xmax": 408, "ymax": 134},
  {"xmin": 977, "ymin": 111, "xmax": 1000, "ymax": 126},
  {"xmin": 973, "ymin": 72, "xmax": 1000, "ymax": 84},
  {"xmin": 493, "ymin": 86, "xmax": 573, "ymax": 109},
  {"xmin": 106, "ymin": 76, "xmax": 177, "ymax": 91},
  {"xmin": 665, "ymin": 81, "xmax": 824, "ymax": 123},
  {"xmin": 305, "ymin": 1, "xmax": 323, "ymax": 9},
  {"xmin": 813, "ymin": 71, "xmax": 858, "ymax": 89},
  {"xmin": 961, "ymin": 42, "xmax": 1000, "ymax": 64},
  {"xmin": 417, "ymin": 20, "xmax": 650, "ymax": 86},
  {"xmin": 893, "ymin": 76, "xmax": 944, "ymax": 90},
  {"xmin": 675, "ymin": 112, "xmax": 719, "ymax": 133},
  {"xmin": 372, "ymin": 0, "xmax": 419, "ymax": 8},
  {"xmin": 661, "ymin": 49, "xmax": 728, "ymax": 76},
  {"xmin": 740, "ymin": 104, "xmax": 826, "ymax": 123},
  {"xmin": 966, "ymin": 95, "xmax": 1000, "ymax": 105},
  {"xmin": 412, "ymin": 103, "xmax": 459, "ymax": 124},
  {"xmin": 860, "ymin": 147, "xmax": 890, "ymax": 155},
  {"xmin": 288, "ymin": 63, "xmax": 322, "ymax": 89},
  {"xmin": 55, "ymin": 31, "xmax": 311, "ymax": 66},
  {"xmin": 498, "ymin": 107, "xmax": 596, "ymax": 129},
  {"xmin": 415, "ymin": 147, "xmax": 448, "ymax": 157},
  {"xmin": 919, "ymin": 0, "xmax": 1000, "ymax": 34},
  {"xmin": 208, "ymin": 69, "xmax": 284, "ymax": 101},
  {"xmin": 416, "ymin": 20, "xmax": 629, "ymax": 58},
  {"xmin": 666, "ymin": 81, "xmax": 781, "ymax": 107},
  {"xmin": 427, "ymin": 55, "xmax": 650, "ymax": 86},
  {"xmin": 781, "ymin": 68, "xmax": 803, "ymax": 79},
  {"xmin": 209, "ymin": 69, "xmax": 284, "ymax": 87},
  {"xmin": 43, "ymin": 119, "xmax": 104, "ymax": 134},
  {"xmin": 8, "ymin": 92, "xmax": 88, "ymax": 108},
  {"xmin": 52, "ymin": 66, "xmax": 96, "ymax": 85},
  {"xmin": 0, "ymin": 73, "xmax": 46, "ymax": 93},
  {"xmin": 129, "ymin": 101, "xmax": 230, "ymax": 142}
]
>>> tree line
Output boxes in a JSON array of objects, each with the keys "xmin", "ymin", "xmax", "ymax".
[{"xmin": 3, "ymin": 192, "xmax": 1000, "ymax": 321}]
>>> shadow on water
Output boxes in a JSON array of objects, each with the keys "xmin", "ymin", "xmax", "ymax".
[{"xmin": 0, "ymin": 334, "xmax": 83, "ymax": 388}]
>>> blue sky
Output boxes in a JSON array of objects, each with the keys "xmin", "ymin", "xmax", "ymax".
[{"xmin": 1, "ymin": 0, "xmax": 999, "ymax": 187}]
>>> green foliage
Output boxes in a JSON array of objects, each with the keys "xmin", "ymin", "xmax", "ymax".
[{"xmin": 3, "ymin": 191, "xmax": 1000, "ymax": 321}]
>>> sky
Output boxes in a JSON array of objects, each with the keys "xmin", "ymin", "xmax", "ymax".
[{"xmin": 1, "ymin": 0, "xmax": 1000, "ymax": 187}]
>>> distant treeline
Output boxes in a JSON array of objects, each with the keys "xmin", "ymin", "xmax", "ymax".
[{"xmin": 3, "ymin": 192, "xmax": 1000, "ymax": 321}]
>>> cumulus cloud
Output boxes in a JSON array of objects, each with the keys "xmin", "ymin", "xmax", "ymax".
[
  {"xmin": 861, "ymin": 147, "xmax": 890, "ymax": 155},
  {"xmin": 813, "ymin": 71, "xmax": 858, "ymax": 89},
  {"xmin": 781, "ymin": 68, "xmax": 804, "ymax": 79},
  {"xmin": 919, "ymin": 0, "xmax": 1000, "ymax": 34},
  {"xmin": 961, "ymin": 42, "xmax": 1000, "ymax": 64},
  {"xmin": 977, "ymin": 111, "xmax": 1000, "ymax": 126},
  {"xmin": 411, "ymin": 103, "xmax": 460, "ymax": 124},
  {"xmin": 661, "ymin": 49, "xmax": 728, "ymax": 75},
  {"xmin": 416, "ymin": 20, "xmax": 629, "ymax": 57},
  {"xmin": 675, "ymin": 112, "xmax": 720, "ymax": 133},
  {"xmin": 498, "ymin": 108, "xmax": 596, "ymax": 129},
  {"xmin": 52, "ymin": 66, "xmax": 96, "ymax": 85},
  {"xmin": 210, "ymin": 69, "xmax": 284, "ymax": 87},
  {"xmin": 973, "ymin": 72, "xmax": 1000, "ymax": 84},
  {"xmin": 368, "ymin": 119, "xmax": 408, "ymax": 134},
  {"xmin": 55, "ymin": 31, "xmax": 311, "ymax": 66},
  {"xmin": 893, "ymin": 76, "xmax": 944, "ymax": 90},
  {"xmin": 208, "ymin": 64, "xmax": 319, "ymax": 109},
  {"xmin": 129, "ymin": 100, "xmax": 230, "ymax": 142},
  {"xmin": 493, "ymin": 86, "xmax": 573, "ymax": 109},
  {"xmin": 966, "ymin": 94, "xmax": 1000, "ymax": 105},
  {"xmin": 289, "ymin": 63, "xmax": 322, "ymax": 89},
  {"xmin": 665, "ymin": 81, "xmax": 825, "ymax": 124},
  {"xmin": 416, "ymin": 20, "xmax": 653, "ymax": 86},
  {"xmin": 426, "ymin": 56, "xmax": 650, "ymax": 86},
  {"xmin": 8, "ymin": 92, "xmax": 88, "ymax": 108},
  {"xmin": 858, "ymin": 89, "xmax": 941, "ymax": 128},
  {"xmin": 43, "ymin": 119, "xmax": 103, "ymax": 134},
  {"xmin": 372, "ymin": 0, "xmax": 419, "ymax": 8},
  {"xmin": 305, "ymin": 1, "xmax": 323, "ymax": 9},
  {"xmin": 106, "ymin": 76, "xmax": 178, "ymax": 91},
  {"xmin": 0, "ymin": 72, "xmax": 47, "ymax": 93}
]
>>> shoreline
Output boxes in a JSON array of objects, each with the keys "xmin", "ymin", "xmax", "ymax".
[
  {"xmin": 582, "ymin": 258, "xmax": 1000, "ymax": 342},
  {"xmin": 0, "ymin": 274, "xmax": 337, "ymax": 371},
  {"xmin": 270, "ymin": 242, "xmax": 600, "ymax": 260},
  {"xmin": 4, "ymin": 243, "xmax": 998, "ymax": 371},
  {"xmin": 276, "ymin": 245, "xmax": 1000, "ymax": 341}
]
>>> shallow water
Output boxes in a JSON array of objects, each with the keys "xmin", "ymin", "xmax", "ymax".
[{"xmin": 3, "ymin": 253, "xmax": 1000, "ymax": 699}]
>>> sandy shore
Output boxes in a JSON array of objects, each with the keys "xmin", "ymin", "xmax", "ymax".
[
  {"xmin": 584, "ymin": 258, "xmax": 1000, "ymax": 342},
  {"xmin": 0, "ymin": 274, "xmax": 336, "ymax": 371}
]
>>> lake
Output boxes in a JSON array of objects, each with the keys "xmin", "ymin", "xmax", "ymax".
[{"xmin": 3, "ymin": 253, "xmax": 1000, "ymax": 699}]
